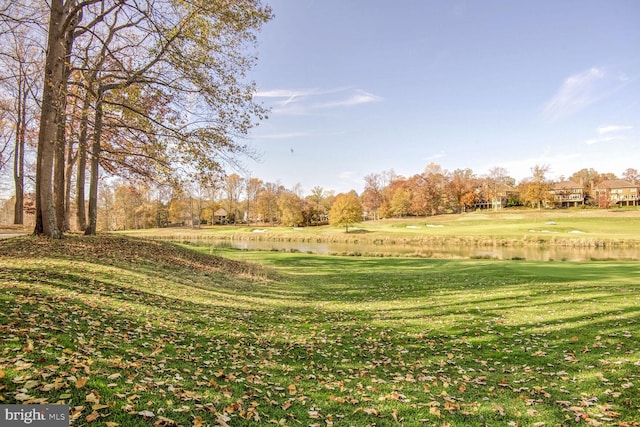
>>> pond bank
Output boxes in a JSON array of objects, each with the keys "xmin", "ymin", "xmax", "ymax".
[{"xmin": 148, "ymin": 230, "xmax": 640, "ymax": 249}]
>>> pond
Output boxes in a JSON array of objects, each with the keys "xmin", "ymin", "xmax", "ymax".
[{"xmin": 203, "ymin": 239, "xmax": 640, "ymax": 261}]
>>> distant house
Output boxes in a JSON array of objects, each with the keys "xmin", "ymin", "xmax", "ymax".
[
  {"xmin": 593, "ymin": 179, "xmax": 639, "ymax": 207},
  {"xmin": 548, "ymin": 181, "xmax": 584, "ymax": 207},
  {"xmin": 213, "ymin": 208, "xmax": 227, "ymax": 224},
  {"xmin": 474, "ymin": 183, "xmax": 519, "ymax": 210}
]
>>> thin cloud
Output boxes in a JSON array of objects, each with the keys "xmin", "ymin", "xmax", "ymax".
[
  {"xmin": 254, "ymin": 88, "xmax": 322, "ymax": 98},
  {"xmin": 597, "ymin": 125, "xmax": 632, "ymax": 134},
  {"xmin": 255, "ymin": 87, "xmax": 382, "ymax": 115},
  {"xmin": 254, "ymin": 129, "xmax": 346, "ymax": 141},
  {"xmin": 585, "ymin": 136, "xmax": 618, "ymax": 145},
  {"xmin": 584, "ymin": 124, "xmax": 633, "ymax": 144},
  {"xmin": 315, "ymin": 90, "xmax": 382, "ymax": 109},
  {"xmin": 254, "ymin": 88, "xmax": 322, "ymax": 113},
  {"xmin": 542, "ymin": 67, "xmax": 606, "ymax": 120},
  {"xmin": 258, "ymin": 131, "xmax": 312, "ymax": 139},
  {"xmin": 423, "ymin": 151, "xmax": 446, "ymax": 162}
]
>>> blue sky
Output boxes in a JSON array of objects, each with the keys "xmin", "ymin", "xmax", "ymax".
[{"xmin": 246, "ymin": 0, "xmax": 640, "ymax": 195}]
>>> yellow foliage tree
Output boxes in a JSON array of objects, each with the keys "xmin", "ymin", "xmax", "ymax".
[{"xmin": 329, "ymin": 191, "xmax": 363, "ymax": 233}]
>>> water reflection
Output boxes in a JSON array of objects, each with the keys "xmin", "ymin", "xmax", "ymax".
[{"xmin": 211, "ymin": 240, "xmax": 640, "ymax": 261}]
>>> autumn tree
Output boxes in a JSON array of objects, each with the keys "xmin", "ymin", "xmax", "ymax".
[
  {"xmin": 568, "ymin": 168, "xmax": 600, "ymax": 204},
  {"xmin": 481, "ymin": 166, "xmax": 513, "ymax": 210},
  {"xmin": 389, "ymin": 187, "xmax": 411, "ymax": 217},
  {"xmin": 448, "ymin": 168, "xmax": 477, "ymax": 213},
  {"xmin": 223, "ymin": 174, "xmax": 245, "ymax": 223},
  {"xmin": 168, "ymin": 199, "xmax": 190, "ymax": 226},
  {"xmin": 329, "ymin": 191, "xmax": 363, "ymax": 232},
  {"xmin": 522, "ymin": 164, "xmax": 550, "ymax": 209},
  {"xmin": 113, "ymin": 184, "xmax": 144, "ymax": 230},
  {"xmin": 376, "ymin": 173, "xmax": 403, "ymax": 218},
  {"xmin": 4, "ymin": 0, "xmax": 272, "ymax": 237},
  {"xmin": 361, "ymin": 173, "xmax": 387, "ymax": 220},
  {"xmin": 278, "ymin": 191, "xmax": 304, "ymax": 227},
  {"xmin": 245, "ymin": 177, "xmax": 263, "ymax": 224},
  {"xmin": 97, "ymin": 182, "xmax": 114, "ymax": 231},
  {"xmin": 410, "ymin": 163, "xmax": 449, "ymax": 216},
  {"xmin": 257, "ymin": 182, "xmax": 282, "ymax": 225},
  {"xmin": 305, "ymin": 186, "xmax": 331, "ymax": 225}
]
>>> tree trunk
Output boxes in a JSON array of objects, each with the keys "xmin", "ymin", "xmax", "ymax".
[
  {"xmin": 75, "ymin": 92, "xmax": 90, "ymax": 231},
  {"xmin": 64, "ymin": 137, "xmax": 77, "ymax": 231},
  {"xmin": 54, "ymin": 106, "xmax": 66, "ymax": 232},
  {"xmin": 54, "ymin": 9, "xmax": 78, "ymax": 232},
  {"xmin": 35, "ymin": 0, "xmax": 68, "ymax": 238},
  {"xmin": 13, "ymin": 73, "xmax": 26, "ymax": 225},
  {"xmin": 85, "ymin": 90, "xmax": 103, "ymax": 235}
]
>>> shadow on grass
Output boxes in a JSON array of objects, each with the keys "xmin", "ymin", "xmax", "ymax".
[{"xmin": 2, "ymin": 238, "xmax": 640, "ymax": 425}]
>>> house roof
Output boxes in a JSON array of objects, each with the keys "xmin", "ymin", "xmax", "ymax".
[
  {"xmin": 214, "ymin": 208, "xmax": 227, "ymax": 216},
  {"xmin": 595, "ymin": 179, "xmax": 637, "ymax": 190},
  {"xmin": 495, "ymin": 183, "xmax": 518, "ymax": 192},
  {"xmin": 551, "ymin": 181, "xmax": 582, "ymax": 190}
]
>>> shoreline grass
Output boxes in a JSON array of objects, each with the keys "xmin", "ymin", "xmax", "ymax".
[
  {"xmin": 1, "ymin": 235, "xmax": 639, "ymax": 426},
  {"xmin": 123, "ymin": 209, "xmax": 640, "ymax": 250}
]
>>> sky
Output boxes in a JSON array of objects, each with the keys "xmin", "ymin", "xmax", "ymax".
[{"xmin": 246, "ymin": 0, "xmax": 640, "ymax": 195}]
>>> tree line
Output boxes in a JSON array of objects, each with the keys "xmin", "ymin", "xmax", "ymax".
[
  {"xmin": 5, "ymin": 163, "xmax": 627, "ymax": 233},
  {"xmin": 0, "ymin": 0, "xmax": 272, "ymax": 237},
  {"xmin": 360, "ymin": 164, "xmax": 639, "ymax": 217}
]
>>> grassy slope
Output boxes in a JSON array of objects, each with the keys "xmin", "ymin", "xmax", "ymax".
[{"xmin": 0, "ymin": 235, "xmax": 639, "ymax": 426}]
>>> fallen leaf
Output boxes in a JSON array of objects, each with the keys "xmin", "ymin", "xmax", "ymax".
[
  {"xmin": 154, "ymin": 416, "xmax": 178, "ymax": 426},
  {"xmin": 92, "ymin": 404, "xmax": 109, "ymax": 410},
  {"xmin": 287, "ymin": 383, "xmax": 297, "ymax": 395},
  {"xmin": 214, "ymin": 414, "xmax": 231, "ymax": 427},
  {"xmin": 86, "ymin": 410, "xmax": 99, "ymax": 423},
  {"xmin": 138, "ymin": 410, "xmax": 155, "ymax": 418},
  {"xmin": 23, "ymin": 380, "xmax": 39, "ymax": 389},
  {"xmin": 85, "ymin": 392, "xmax": 100, "ymax": 403}
]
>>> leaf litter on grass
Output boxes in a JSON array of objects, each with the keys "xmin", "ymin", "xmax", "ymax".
[{"xmin": 1, "ymin": 235, "xmax": 639, "ymax": 426}]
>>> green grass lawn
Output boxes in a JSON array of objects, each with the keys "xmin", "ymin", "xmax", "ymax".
[{"xmin": 1, "ymin": 235, "xmax": 639, "ymax": 426}]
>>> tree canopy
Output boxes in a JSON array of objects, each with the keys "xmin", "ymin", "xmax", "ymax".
[
  {"xmin": 329, "ymin": 191, "xmax": 363, "ymax": 233},
  {"xmin": 0, "ymin": 0, "xmax": 272, "ymax": 237}
]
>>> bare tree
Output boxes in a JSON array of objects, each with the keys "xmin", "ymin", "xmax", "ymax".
[
  {"xmin": 622, "ymin": 168, "xmax": 639, "ymax": 184},
  {"xmin": 245, "ymin": 176, "xmax": 262, "ymax": 225},
  {"xmin": 0, "ymin": 1, "xmax": 44, "ymax": 225},
  {"xmin": 224, "ymin": 173, "xmax": 245, "ymax": 224}
]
